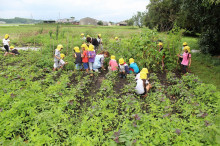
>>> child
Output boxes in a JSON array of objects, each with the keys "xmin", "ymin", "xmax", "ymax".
[
  {"xmin": 108, "ymin": 55, "xmax": 118, "ymax": 71},
  {"xmin": 81, "ymin": 33, "xmax": 86, "ymax": 41},
  {"xmin": 135, "ymin": 68, "xmax": 149, "ymax": 80},
  {"xmin": 97, "ymin": 34, "xmax": 103, "ymax": 50},
  {"xmin": 178, "ymin": 46, "xmax": 191, "ymax": 74},
  {"xmin": 3, "ymin": 34, "xmax": 10, "ymax": 56},
  {"xmin": 129, "ymin": 58, "xmax": 139, "ymax": 74},
  {"xmin": 10, "ymin": 46, "xmax": 20, "ymax": 55},
  {"xmin": 158, "ymin": 42, "xmax": 165, "ymax": 68},
  {"xmin": 118, "ymin": 58, "xmax": 129, "ymax": 78},
  {"xmin": 93, "ymin": 51, "xmax": 110, "ymax": 72},
  {"xmin": 53, "ymin": 44, "xmax": 63, "ymax": 71},
  {"xmin": 74, "ymin": 47, "xmax": 82, "ymax": 70},
  {"xmin": 179, "ymin": 42, "xmax": 188, "ymax": 63},
  {"xmin": 81, "ymin": 44, "xmax": 89, "ymax": 72},
  {"xmin": 59, "ymin": 53, "xmax": 68, "ymax": 69},
  {"xmin": 135, "ymin": 72, "xmax": 152, "ymax": 97},
  {"xmin": 88, "ymin": 44, "xmax": 96, "ymax": 72}
]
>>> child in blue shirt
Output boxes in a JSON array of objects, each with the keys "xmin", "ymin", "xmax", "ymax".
[{"xmin": 129, "ymin": 58, "xmax": 139, "ymax": 74}]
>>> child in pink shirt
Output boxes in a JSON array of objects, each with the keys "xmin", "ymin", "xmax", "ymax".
[
  {"xmin": 109, "ymin": 55, "xmax": 118, "ymax": 71},
  {"xmin": 178, "ymin": 46, "xmax": 191, "ymax": 74}
]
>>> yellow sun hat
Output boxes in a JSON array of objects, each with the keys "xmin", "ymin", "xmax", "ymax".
[
  {"xmin": 115, "ymin": 37, "xmax": 118, "ymax": 40},
  {"xmin": 57, "ymin": 44, "xmax": 63, "ymax": 51},
  {"xmin": 60, "ymin": 53, "xmax": 65, "ymax": 59},
  {"xmin": 184, "ymin": 46, "xmax": 190, "ymax": 53},
  {"xmin": 140, "ymin": 72, "xmax": 147, "ymax": 80},
  {"xmin": 88, "ymin": 44, "xmax": 94, "ymax": 51},
  {"xmin": 74, "ymin": 47, "xmax": 80, "ymax": 53},
  {"xmin": 81, "ymin": 43, "xmax": 88, "ymax": 50},
  {"xmin": 183, "ymin": 42, "xmax": 187, "ymax": 46},
  {"xmin": 10, "ymin": 46, "xmax": 14, "ymax": 49},
  {"xmin": 5, "ymin": 34, "xmax": 9, "ymax": 39},
  {"xmin": 141, "ymin": 68, "xmax": 149, "ymax": 74},
  {"xmin": 81, "ymin": 33, "xmax": 84, "ymax": 36},
  {"xmin": 111, "ymin": 55, "xmax": 115, "ymax": 60},
  {"xmin": 158, "ymin": 42, "xmax": 163, "ymax": 46},
  {"xmin": 119, "ymin": 58, "xmax": 124, "ymax": 65},
  {"xmin": 87, "ymin": 35, "xmax": 90, "ymax": 37},
  {"xmin": 129, "ymin": 58, "xmax": 134, "ymax": 64},
  {"xmin": 98, "ymin": 34, "xmax": 101, "ymax": 37}
]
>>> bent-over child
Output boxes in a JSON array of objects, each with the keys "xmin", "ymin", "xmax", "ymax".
[
  {"xmin": 129, "ymin": 58, "xmax": 139, "ymax": 74},
  {"xmin": 118, "ymin": 58, "xmax": 129, "ymax": 78},
  {"xmin": 108, "ymin": 55, "xmax": 118, "ymax": 71},
  {"xmin": 135, "ymin": 72, "xmax": 152, "ymax": 97},
  {"xmin": 93, "ymin": 51, "xmax": 110, "ymax": 72},
  {"xmin": 3, "ymin": 34, "xmax": 10, "ymax": 56},
  {"xmin": 10, "ymin": 46, "xmax": 20, "ymax": 55},
  {"xmin": 59, "ymin": 53, "xmax": 68, "ymax": 69}
]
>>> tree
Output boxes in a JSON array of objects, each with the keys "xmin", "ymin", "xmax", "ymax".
[
  {"xmin": 125, "ymin": 18, "xmax": 134, "ymax": 26},
  {"xmin": 97, "ymin": 21, "xmax": 103, "ymax": 26},
  {"xmin": 132, "ymin": 11, "xmax": 145, "ymax": 28}
]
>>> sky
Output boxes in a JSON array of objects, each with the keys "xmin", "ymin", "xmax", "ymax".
[{"xmin": 0, "ymin": 0, "xmax": 149, "ymax": 22}]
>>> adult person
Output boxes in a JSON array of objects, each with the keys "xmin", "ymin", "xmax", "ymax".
[
  {"xmin": 3, "ymin": 34, "xmax": 10, "ymax": 56},
  {"xmin": 86, "ymin": 37, "xmax": 99, "ymax": 51},
  {"xmin": 93, "ymin": 51, "xmax": 110, "ymax": 72}
]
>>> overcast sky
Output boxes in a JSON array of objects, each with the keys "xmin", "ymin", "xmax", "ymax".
[{"xmin": 0, "ymin": 0, "xmax": 149, "ymax": 22}]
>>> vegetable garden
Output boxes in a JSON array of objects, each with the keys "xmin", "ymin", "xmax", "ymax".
[{"xmin": 0, "ymin": 25, "xmax": 219, "ymax": 145}]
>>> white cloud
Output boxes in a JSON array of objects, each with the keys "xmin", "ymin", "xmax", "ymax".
[{"xmin": 0, "ymin": 0, "xmax": 149, "ymax": 22}]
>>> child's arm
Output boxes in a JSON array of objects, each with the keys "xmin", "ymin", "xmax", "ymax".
[
  {"xmin": 75, "ymin": 54, "xmax": 77, "ymax": 58},
  {"xmin": 189, "ymin": 57, "xmax": 191, "ymax": 67},
  {"xmin": 177, "ymin": 54, "xmax": 183, "ymax": 58}
]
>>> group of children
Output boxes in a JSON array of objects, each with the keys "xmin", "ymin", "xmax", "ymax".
[
  {"xmin": 2, "ymin": 33, "xmax": 192, "ymax": 97},
  {"xmin": 2, "ymin": 34, "xmax": 20, "ymax": 56},
  {"xmin": 158, "ymin": 41, "xmax": 192, "ymax": 74}
]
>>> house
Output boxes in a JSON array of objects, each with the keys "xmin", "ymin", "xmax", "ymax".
[
  {"xmin": 56, "ymin": 18, "xmax": 75, "ymax": 23},
  {"xmin": 117, "ymin": 21, "xmax": 127, "ymax": 26},
  {"xmin": 43, "ymin": 20, "xmax": 56, "ymax": 24},
  {"xmin": 79, "ymin": 17, "xmax": 98, "ymax": 25}
]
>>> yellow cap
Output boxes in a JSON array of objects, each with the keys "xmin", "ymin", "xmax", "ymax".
[
  {"xmin": 115, "ymin": 37, "xmax": 118, "ymax": 40},
  {"xmin": 129, "ymin": 58, "xmax": 134, "ymax": 64},
  {"xmin": 81, "ymin": 33, "xmax": 84, "ymax": 36},
  {"xmin": 141, "ymin": 68, "xmax": 149, "ymax": 74},
  {"xmin": 158, "ymin": 42, "xmax": 163, "ymax": 46},
  {"xmin": 87, "ymin": 35, "xmax": 90, "ymax": 37},
  {"xmin": 57, "ymin": 44, "xmax": 63, "ymax": 51},
  {"xmin": 119, "ymin": 58, "xmax": 124, "ymax": 64},
  {"xmin": 140, "ymin": 72, "xmax": 147, "ymax": 80},
  {"xmin": 184, "ymin": 46, "xmax": 190, "ymax": 53},
  {"xmin": 88, "ymin": 44, "xmax": 94, "ymax": 51},
  {"xmin": 60, "ymin": 53, "xmax": 65, "ymax": 59},
  {"xmin": 81, "ymin": 43, "xmax": 88, "ymax": 50},
  {"xmin": 183, "ymin": 42, "xmax": 187, "ymax": 46},
  {"xmin": 111, "ymin": 55, "xmax": 115, "ymax": 60},
  {"xmin": 5, "ymin": 34, "xmax": 9, "ymax": 39},
  {"xmin": 98, "ymin": 34, "xmax": 101, "ymax": 37},
  {"xmin": 74, "ymin": 47, "xmax": 80, "ymax": 53},
  {"xmin": 10, "ymin": 46, "xmax": 14, "ymax": 49}
]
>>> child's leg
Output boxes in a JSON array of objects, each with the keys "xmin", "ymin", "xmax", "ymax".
[
  {"xmin": 75, "ymin": 63, "xmax": 79, "ymax": 70},
  {"xmin": 89, "ymin": 62, "xmax": 93, "ymax": 71},
  {"xmin": 146, "ymin": 83, "xmax": 152, "ymax": 92}
]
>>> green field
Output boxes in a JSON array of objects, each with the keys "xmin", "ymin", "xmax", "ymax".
[{"xmin": 0, "ymin": 24, "xmax": 219, "ymax": 145}]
